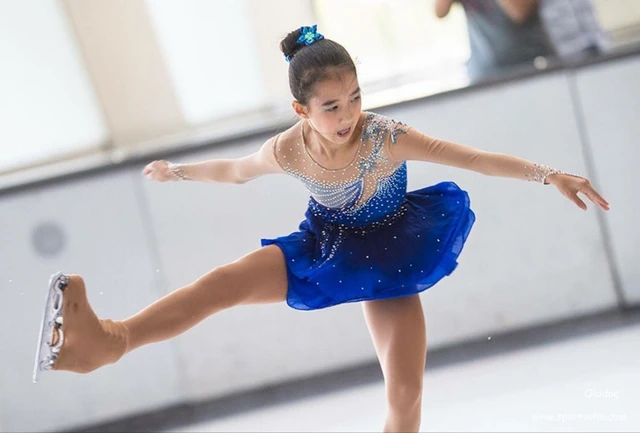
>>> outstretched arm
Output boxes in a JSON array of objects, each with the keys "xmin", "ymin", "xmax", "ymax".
[
  {"xmin": 388, "ymin": 127, "xmax": 610, "ymax": 212},
  {"xmin": 142, "ymin": 137, "xmax": 285, "ymax": 184}
]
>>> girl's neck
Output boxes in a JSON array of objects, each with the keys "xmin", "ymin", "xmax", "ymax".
[{"xmin": 305, "ymin": 115, "xmax": 363, "ymax": 159}]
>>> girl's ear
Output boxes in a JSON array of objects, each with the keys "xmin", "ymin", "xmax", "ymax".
[{"xmin": 292, "ymin": 100, "xmax": 310, "ymax": 119}]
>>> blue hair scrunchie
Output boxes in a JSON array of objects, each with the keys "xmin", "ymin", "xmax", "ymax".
[{"xmin": 285, "ymin": 24, "xmax": 324, "ymax": 63}]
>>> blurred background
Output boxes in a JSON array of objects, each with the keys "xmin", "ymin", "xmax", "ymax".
[{"xmin": 1, "ymin": 0, "xmax": 639, "ymax": 431}]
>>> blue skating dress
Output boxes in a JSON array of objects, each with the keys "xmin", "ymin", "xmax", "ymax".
[{"xmin": 261, "ymin": 112, "xmax": 476, "ymax": 310}]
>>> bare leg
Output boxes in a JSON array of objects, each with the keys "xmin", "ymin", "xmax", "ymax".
[
  {"xmin": 46, "ymin": 245, "xmax": 287, "ymax": 374},
  {"xmin": 124, "ymin": 245, "xmax": 288, "ymax": 352},
  {"xmin": 362, "ymin": 295, "xmax": 427, "ymax": 433}
]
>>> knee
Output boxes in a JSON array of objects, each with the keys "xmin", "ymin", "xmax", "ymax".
[{"xmin": 387, "ymin": 380, "xmax": 423, "ymax": 412}]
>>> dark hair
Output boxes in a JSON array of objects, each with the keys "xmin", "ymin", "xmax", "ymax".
[{"xmin": 280, "ymin": 28, "xmax": 357, "ymax": 105}]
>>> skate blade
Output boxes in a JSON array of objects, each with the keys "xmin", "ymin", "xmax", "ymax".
[{"xmin": 32, "ymin": 272, "xmax": 68, "ymax": 383}]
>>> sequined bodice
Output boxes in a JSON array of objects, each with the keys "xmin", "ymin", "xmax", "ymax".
[{"xmin": 275, "ymin": 112, "xmax": 409, "ymax": 227}]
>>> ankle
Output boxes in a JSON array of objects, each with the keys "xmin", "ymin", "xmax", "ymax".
[
  {"xmin": 100, "ymin": 319, "xmax": 131, "ymax": 361},
  {"xmin": 119, "ymin": 320, "xmax": 132, "ymax": 355}
]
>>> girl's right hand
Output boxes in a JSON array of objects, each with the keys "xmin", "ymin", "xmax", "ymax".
[
  {"xmin": 547, "ymin": 173, "xmax": 610, "ymax": 212},
  {"xmin": 142, "ymin": 160, "xmax": 174, "ymax": 182}
]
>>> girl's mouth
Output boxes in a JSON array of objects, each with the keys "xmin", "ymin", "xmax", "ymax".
[{"xmin": 337, "ymin": 127, "xmax": 351, "ymax": 138}]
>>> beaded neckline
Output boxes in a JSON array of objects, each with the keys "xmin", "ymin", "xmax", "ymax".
[{"xmin": 301, "ymin": 116, "xmax": 366, "ymax": 172}]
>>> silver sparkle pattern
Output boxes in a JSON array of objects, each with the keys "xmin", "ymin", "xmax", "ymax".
[
  {"xmin": 276, "ymin": 112, "xmax": 409, "ymax": 212},
  {"xmin": 275, "ymin": 113, "xmax": 412, "ymax": 271}
]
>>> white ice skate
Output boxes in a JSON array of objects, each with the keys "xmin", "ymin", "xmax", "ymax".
[
  {"xmin": 33, "ymin": 272, "xmax": 68, "ymax": 383},
  {"xmin": 32, "ymin": 272, "xmax": 130, "ymax": 381}
]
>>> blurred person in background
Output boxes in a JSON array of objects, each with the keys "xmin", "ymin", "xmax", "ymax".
[
  {"xmin": 435, "ymin": 0, "xmax": 555, "ymax": 80},
  {"xmin": 539, "ymin": 0, "xmax": 611, "ymax": 62}
]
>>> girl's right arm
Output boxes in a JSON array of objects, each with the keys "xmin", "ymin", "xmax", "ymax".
[{"xmin": 142, "ymin": 136, "xmax": 285, "ymax": 184}]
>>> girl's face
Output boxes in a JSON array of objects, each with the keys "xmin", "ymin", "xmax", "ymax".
[{"xmin": 294, "ymin": 70, "xmax": 362, "ymax": 146}]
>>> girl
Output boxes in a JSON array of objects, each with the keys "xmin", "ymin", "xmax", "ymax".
[{"xmin": 34, "ymin": 25, "xmax": 609, "ymax": 433}]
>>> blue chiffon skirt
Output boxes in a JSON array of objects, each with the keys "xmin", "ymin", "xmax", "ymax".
[{"xmin": 261, "ymin": 181, "xmax": 476, "ymax": 310}]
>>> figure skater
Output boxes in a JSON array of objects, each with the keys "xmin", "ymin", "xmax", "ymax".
[{"xmin": 33, "ymin": 25, "xmax": 609, "ymax": 433}]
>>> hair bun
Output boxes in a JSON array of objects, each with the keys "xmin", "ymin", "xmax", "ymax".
[
  {"xmin": 280, "ymin": 28, "xmax": 303, "ymax": 60},
  {"xmin": 279, "ymin": 26, "xmax": 356, "ymax": 105}
]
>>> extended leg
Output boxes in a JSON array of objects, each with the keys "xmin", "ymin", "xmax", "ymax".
[
  {"xmin": 362, "ymin": 295, "xmax": 427, "ymax": 433},
  {"xmin": 123, "ymin": 245, "xmax": 288, "ymax": 351},
  {"xmin": 33, "ymin": 245, "xmax": 287, "ymax": 380}
]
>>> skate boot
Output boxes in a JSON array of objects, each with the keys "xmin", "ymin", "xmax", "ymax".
[{"xmin": 33, "ymin": 272, "xmax": 129, "ymax": 382}]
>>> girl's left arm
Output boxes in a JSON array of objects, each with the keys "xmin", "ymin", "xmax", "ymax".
[{"xmin": 388, "ymin": 127, "xmax": 610, "ymax": 212}]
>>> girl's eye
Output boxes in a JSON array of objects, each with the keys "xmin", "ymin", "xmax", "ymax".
[{"xmin": 326, "ymin": 96, "xmax": 359, "ymax": 112}]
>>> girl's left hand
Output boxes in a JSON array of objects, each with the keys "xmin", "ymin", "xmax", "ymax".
[{"xmin": 547, "ymin": 174, "xmax": 610, "ymax": 211}]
